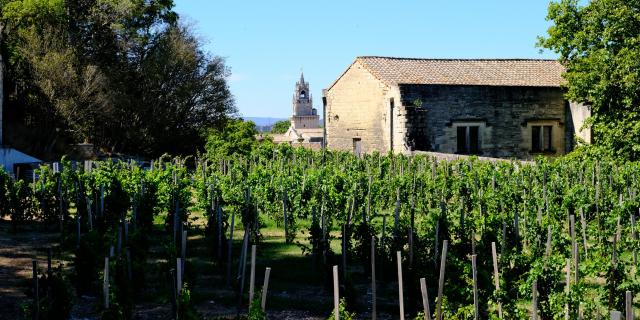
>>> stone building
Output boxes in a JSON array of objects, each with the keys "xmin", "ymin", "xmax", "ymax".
[{"xmin": 324, "ymin": 56, "xmax": 591, "ymax": 159}]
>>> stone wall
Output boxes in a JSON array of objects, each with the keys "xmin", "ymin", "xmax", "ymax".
[
  {"xmin": 325, "ymin": 61, "xmax": 392, "ymax": 153},
  {"xmin": 291, "ymin": 115, "xmax": 319, "ymax": 129},
  {"xmin": 398, "ymin": 84, "xmax": 570, "ymax": 159}
]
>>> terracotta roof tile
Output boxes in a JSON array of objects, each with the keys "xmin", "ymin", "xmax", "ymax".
[{"xmin": 356, "ymin": 56, "xmax": 565, "ymax": 87}]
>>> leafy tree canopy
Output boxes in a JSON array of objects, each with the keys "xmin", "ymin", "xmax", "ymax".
[
  {"xmin": 0, "ymin": 0, "xmax": 235, "ymax": 158},
  {"xmin": 270, "ymin": 119, "xmax": 290, "ymax": 134},
  {"xmin": 205, "ymin": 119, "xmax": 258, "ymax": 159},
  {"xmin": 538, "ymin": 0, "xmax": 640, "ymax": 160}
]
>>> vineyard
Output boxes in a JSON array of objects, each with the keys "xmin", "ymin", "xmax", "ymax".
[{"xmin": 1, "ymin": 144, "xmax": 640, "ymax": 320}]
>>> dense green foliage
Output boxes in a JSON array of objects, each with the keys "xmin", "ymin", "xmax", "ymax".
[
  {"xmin": 205, "ymin": 119, "xmax": 260, "ymax": 159},
  {"xmin": 270, "ymin": 120, "xmax": 290, "ymax": 134},
  {"xmin": 539, "ymin": 0, "xmax": 640, "ymax": 160},
  {"xmin": 0, "ymin": 0, "xmax": 235, "ymax": 158},
  {"xmin": 3, "ymin": 145, "xmax": 640, "ymax": 318}
]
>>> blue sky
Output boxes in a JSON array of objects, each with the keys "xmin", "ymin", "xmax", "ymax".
[{"xmin": 174, "ymin": 1, "xmax": 558, "ymax": 119}]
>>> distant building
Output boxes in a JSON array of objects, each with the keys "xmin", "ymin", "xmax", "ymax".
[
  {"xmin": 273, "ymin": 73, "xmax": 324, "ymax": 148},
  {"xmin": 324, "ymin": 56, "xmax": 591, "ymax": 159}
]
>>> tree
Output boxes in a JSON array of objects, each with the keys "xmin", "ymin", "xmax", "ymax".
[
  {"xmin": 0, "ymin": 0, "xmax": 235, "ymax": 158},
  {"xmin": 538, "ymin": 0, "xmax": 640, "ymax": 160},
  {"xmin": 271, "ymin": 120, "xmax": 290, "ymax": 134},
  {"xmin": 205, "ymin": 119, "xmax": 258, "ymax": 158}
]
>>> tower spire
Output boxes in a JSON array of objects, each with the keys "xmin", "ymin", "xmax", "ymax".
[{"xmin": 299, "ymin": 70, "xmax": 305, "ymax": 85}]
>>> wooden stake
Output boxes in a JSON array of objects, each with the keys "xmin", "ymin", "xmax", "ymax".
[
  {"xmin": 227, "ymin": 210, "xmax": 236, "ymax": 286},
  {"xmin": 371, "ymin": 236, "xmax": 376, "ymax": 320},
  {"xmin": 565, "ymin": 259, "xmax": 570, "ymax": 320},
  {"xmin": 420, "ymin": 278, "xmax": 432, "ymax": 320},
  {"xmin": 176, "ymin": 258, "xmax": 182, "ymax": 295},
  {"xmin": 570, "ymin": 215, "xmax": 579, "ymax": 284},
  {"xmin": 436, "ymin": 240, "xmax": 448, "ymax": 320},
  {"xmin": 333, "ymin": 265, "xmax": 340, "ymax": 320},
  {"xmin": 472, "ymin": 254, "xmax": 479, "ymax": 320},
  {"xmin": 103, "ymin": 257, "xmax": 109, "ymax": 309},
  {"xmin": 610, "ymin": 311, "xmax": 622, "ymax": 320},
  {"xmin": 532, "ymin": 280, "xmax": 538, "ymax": 320},
  {"xmin": 579, "ymin": 208, "xmax": 588, "ymax": 259},
  {"xmin": 625, "ymin": 291, "xmax": 633, "ymax": 320},
  {"xmin": 632, "ymin": 213, "xmax": 638, "ymax": 268},
  {"xmin": 33, "ymin": 260, "xmax": 39, "ymax": 320},
  {"xmin": 397, "ymin": 251, "xmax": 405, "ymax": 320},
  {"xmin": 249, "ymin": 245, "xmax": 256, "ymax": 306},
  {"xmin": 261, "ymin": 267, "xmax": 271, "ymax": 312},
  {"xmin": 492, "ymin": 242, "xmax": 503, "ymax": 318}
]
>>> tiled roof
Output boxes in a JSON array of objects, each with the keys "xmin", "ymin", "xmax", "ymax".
[{"xmin": 355, "ymin": 56, "xmax": 565, "ymax": 87}]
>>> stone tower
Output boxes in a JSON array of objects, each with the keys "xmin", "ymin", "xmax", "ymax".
[{"xmin": 291, "ymin": 72, "xmax": 319, "ymax": 129}]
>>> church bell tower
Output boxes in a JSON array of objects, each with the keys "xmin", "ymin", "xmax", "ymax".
[{"xmin": 291, "ymin": 72, "xmax": 319, "ymax": 129}]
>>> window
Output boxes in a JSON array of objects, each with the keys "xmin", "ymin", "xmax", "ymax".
[
  {"xmin": 456, "ymin": 126, "xmax": 480, "ymax": 154},
  {"xmin": 531, "ymin": 125, "xmax": 553, "ymax": 152},
  {"xmin": 300, "ymin": 91, "xmax": 306, "ymax": 98}
]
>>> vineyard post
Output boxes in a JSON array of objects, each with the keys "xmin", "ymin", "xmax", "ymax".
[
  {"xmin": 100, "ymin": 185, "xmax": 104, "ymax": 216},
  {"xmin": 381, "ymin": 215, "xmax": 386, "ymax": 280},
  {"xmin": 610, "ymin": 311, "xmax": 621, "ymax": 320},
  {"xmin": 117, "ymin": 225, "xmax": 122, "ymax": 257},
  {"xmin": 570, "ymin": 215, "xmax": 579, "ymax": 284},
  {"xmin": 397, "ymin": 251, "xmax": 405, "ymax": 320},
  {"xmin": 227, "ymin": 209, "xmax": 236, "ymax": 286},
  {"xmin": 181, "ymin": 229, "xmax": 187, "ymax": 277},
  {"xmin": 333, "ymin": 265, "xmax": 339, "ymax": 320},
  {"xmin": 514, "ymin": 210, "xmax": 520, "ymax": 251},
  {"xmin": 491, "ymin": 242, "xmax": 502, "ymax": 318},
  {"xmin": 261, "ymin": 267, "xmax": 271, "ymax": 312},
  {"xmin": 409, "ymin": 227, "xmax": 414, "ymax": 269},
  {"xmin": 103, "ymin": 257, "xmax": 109, "ymax": 309},
  {"xmin": 433, "ymin": 219, "xmax": 442, "ymax": 267},
  {"xmin": 126, "ymin": 248, "xmax": 132, "ymax": 281},
  {"xmin": 342, "ymin": 224, "xmax": 347, "ymax": 281},
  {"xmin": 625, "ymin": 291, "xmax": 633, "ymax": 320},
  {"xmin": 124, "ymin": 221, "xmax": 129, "ymax": 246},
  {"xmin": 565, "ymin": 259, "xmax": 570, "ymax": 320},
  {"xmin": 176, "ymin": 258, "xmax": 182, "ymax": 295},
  {"xmin": 86, "ymin": 199, "xmax": 93, "ymax": 231},
  {"xmin": 394, "ymin": 188, "xmax": 400, "ymax": 240},
  {"xmin": 322, "ymin": 192, "xmax": 328, "ymax": 265},
  {"xmin": 436, "ymin": 240, "xmax": 448, "ymax": 320},
  {"xmin": 47, "ymin": 248, "xmax": 52, "ymax": 278},
  {"xmin": 472, "ymin": 254, "xmax": 478, "ymax": 320},
  {"xmin": 312, "ymin": 207, "xmax": 317, "ymax": 271},
  {"xmin": 420, "ymin": 278, "xmax": 432, "ymax": 320},
  {"xmin": 237, "ymin": 229, "xmax": 249, "ymax": 316},
  {"xmin": 366, "ymin": 173, "xmax": 371, "ymax": 223},
  {"xmin": 632, "ymin": 213, "xmax": 638, "ymax": 267},
  {"xmin": 170, "ymin": 268, "xmax": 177, "ymax": 318},
  {"xmin": 283, "ymin": 189, "xmax": 289, "ymax": 243},
  {"xmin": 32, "ymin": 260, "xmax": 38, "ymax": 320},
  {"xmin": 249, "ymin": 245, "xmax": 256, "ymax": 307},
  {"xmin": 217, "ymin": 205, "xmax": 222, "ymax": 262},
  {"xmin": 371, "ymin": 236, "xmax": 376, "ymax": 320},
  {"xmin": 76, "ymin": 213, "xmax": 80, "ymax": 248},
  {"xmin": 57, "ymin": 176, "xmax": 63, "ymax": 231},
  {"xmin": 544, "ymin": 226, "xmax": 552, "ymax": 266},
  {"xmin": 532, "ymin": 280, "xmax": 538, "ymax": 320},
  {"xmin": 579, "ymin": 208, "xmax": 588, "ymax": 259}
]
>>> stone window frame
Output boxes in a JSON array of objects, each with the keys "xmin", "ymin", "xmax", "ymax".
[
  {"xmin": 524, "ymin": 119, "xmax": 562, "ymax": 155},
  {"xmin": 450, "ymin": 120, "xmax": 487, "ymax": 155}
]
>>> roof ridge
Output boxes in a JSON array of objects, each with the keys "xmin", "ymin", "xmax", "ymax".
[{"xmin": 357, "ymin": 56, "xmax": 558, "ymax": 62}]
